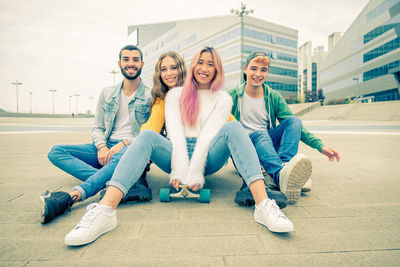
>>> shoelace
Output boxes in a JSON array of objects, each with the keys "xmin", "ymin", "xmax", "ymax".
[
  {"xmin": 75, "ymin": 203, "xmax": 101, "ymax": 229},
  {"xmin": 266, "ymin": 199, "xmax": 287, "ymax": 219},
  {"xmin": 66, "ymin": 194, "xmax": 79, "ymax": 213}
]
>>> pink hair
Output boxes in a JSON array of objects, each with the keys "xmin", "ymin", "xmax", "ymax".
[{"xmin": 179, "ymin": 47, "xmax": 225, "ymax": 126}]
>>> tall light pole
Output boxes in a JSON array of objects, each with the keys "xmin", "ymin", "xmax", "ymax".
[
  {"xmin": 29, "ymin": 91, "xmax": 32, "ymax": 114},
  {"xmin": 49, "ymin": 89, "xmax": 57, "ymax": 114},
  {"xmin": 73, "ymin": 94, "xmax": 80, "ymax": 114},
  {"xmin": 109, "ymin": 69, "xmax": 119, "ymax": 85},
  {"xmin": 231, "ymin": 2, "xmax": 254, "ymax": 83},
  {"xmin": 88, "ymin": 96, "xmax": 94, "ymax": 115},
  {"xmin": 352, "ymin": 77, "xmax": 359, "ymax": 103},
  {"xmin": 11, "ymin": 80, "xmax": 22, "ymax": 113},
  {"xmin": 69, "ymin": 95, "xmax": 72, "ymax": 114}
]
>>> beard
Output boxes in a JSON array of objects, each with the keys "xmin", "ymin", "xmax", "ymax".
[{"xmin": 120, "ymin": 65, "xmax": 142, "ymax": 80}]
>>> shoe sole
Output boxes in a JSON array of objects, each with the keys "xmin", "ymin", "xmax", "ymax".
[
  {"xmin": 65, "ymin": 220, "xmax": 117, "ymax": 246},
  {"xmin": 254, "ymin": 215, "xmax": 294, "ymax": 233},
  {"xmin": 121, "ymin": 189, "xmax": 153, "ymax": 203},
  {"xmin": 39, "ymin": 190, "xmax": 50, "ymax": 224},
  {"xmin": 285, "ymin": 157, "xmax": 312, "ymax": 204},
  {"xmin": 301, "ymin": 187, "xmax": 311, "ymax": 193}
]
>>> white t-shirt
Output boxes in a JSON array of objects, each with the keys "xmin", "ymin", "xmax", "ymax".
[
  {"xmin": 109, "ymin": 90, "xmax": 136, "ymax": 141},
  {"xmin": 240, "ymin": 91, "xmax": 269, "ymax": 133}
]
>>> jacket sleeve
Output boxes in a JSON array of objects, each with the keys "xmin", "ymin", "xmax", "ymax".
[
  {"xmin": 91, "ymin": 90, "xmax": 107, "ymax": 147},
  {"xmin": 140, "ymin": 98, "xmax": 165, "ymax": 133},
  {"xmin": 275, "ymin": 92, "xmax": 324, "ymax": 152},
  {"xmin": 184, "ymin": 92, "xmax": 233, "ymax": 187},
  {"xmin": 165, "ymin": 88, "xmax": 189, "ymax": 183}
]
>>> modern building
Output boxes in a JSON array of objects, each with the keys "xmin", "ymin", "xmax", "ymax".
[
  {"xmin": 298, "ymin": 41, "xmax": 329, "ymax": 101},
  {"xmin": 127, "ymin": 14, "xmax": 298, "ymax": 98},
  {"xmin": 320, "ymin": 0, "xmax": 400, "ymax": 102}
]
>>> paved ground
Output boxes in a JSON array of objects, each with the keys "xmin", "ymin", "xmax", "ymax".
[{"xmin": 0, "ymin": 115, "xmax": 400, "ymax": 266}]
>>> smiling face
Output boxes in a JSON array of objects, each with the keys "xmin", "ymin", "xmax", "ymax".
[
  {"xmin": 244, "ymin": 58, "xmax": 269, "ymax": 88},
  {"xmin": 118, "ymin": 49, "xmax": 143, "ymax": 80},
  {"xmin": 160, "ymin": 56, "xmax": 178, "ymax": 89},
  {"xmin": 193, "ymin": 51, "xmax": 216, "ymax": 89}
]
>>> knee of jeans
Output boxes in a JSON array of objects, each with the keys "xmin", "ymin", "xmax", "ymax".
[
  {"xmin": 138, "ymin": 129, "xmax": 158, "ymax": 140},
  {"xmin": 286, "ymin": 116, "xmax": 302, "ymax": 129},
  {"xmin": 223, "ymin": 121, "xmax": 243, "ymax": 131},
  {"xmin": 47, "ymin": 144, "xmax": 62, "ymax": 162}
]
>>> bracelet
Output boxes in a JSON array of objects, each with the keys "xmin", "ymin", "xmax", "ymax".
[
  {"xmin": 121, "ymin": 140, "xmax": 127, "ymax": 147},
  {"xmin": 96, "ymin": 144, "xmax": 106, "ymax": 151}
]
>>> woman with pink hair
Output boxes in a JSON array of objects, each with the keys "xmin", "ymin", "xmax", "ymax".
[{"xmin": 64, "ymin": 47, "xmax": 294, "ymax": 247}]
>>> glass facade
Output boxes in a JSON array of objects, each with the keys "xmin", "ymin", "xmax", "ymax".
[
  {"xmin": 243, "ymin": 28, "xmax": 297, "ymax": 48},
  {"xmin": 266, "ymin": 81, "xmax": 297, "ymax": 92},
  {"xmin": 364, "ymin": 37, "xmax": 400, "ymax": 62},
  {"xmin": 269, "ymin": 66, "xmax": 297, "ymax": 78},
  {"xmin": 366, "ymin": 0, "xmax": 398, "ymax": 23},
  {"xmin": 312, "ymin": 63, "xmax": 317, "ymax": 91},
  {"xmin": 363, "ymin": 60, "xmax": 400, "ymax": 81},
  {"xmin": 243, "ymin": 44, "xmax": 297, "ymax": 63},
  {"xmin": 364, "ymin": 23, "xmax": 400, "ymax": 44}
]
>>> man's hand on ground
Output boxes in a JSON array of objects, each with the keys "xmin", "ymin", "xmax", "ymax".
[{"xmin": 321, "ymin": 146, "xmax": 340, "ymax": 162}]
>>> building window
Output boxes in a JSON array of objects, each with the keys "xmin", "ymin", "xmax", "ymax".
[
  {"xmin": 266, "ymin": 81, "xmax": 297, "ymax": 92},
  {"xmin": 363, "ymin": 60, "xmax": 400, "ymax": 81},
  {"xmin": 364, "ymin": 37, "xmax": 400, "ymax": 62}
]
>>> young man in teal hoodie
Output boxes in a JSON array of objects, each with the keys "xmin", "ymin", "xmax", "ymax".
[{"xmin": 228, "ymin": 52, "xmax": 340, "ymax": 205}]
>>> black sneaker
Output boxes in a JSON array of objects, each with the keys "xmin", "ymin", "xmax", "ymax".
[
  {"xmin": 99, "ymin": 171, "xmax": 153, "ymax": 203},
  {"xmin": 234, "ymin": 181, "xmax": 287, "ymax": 209},
  {"xmin": 40, "ymin": 190, "xmax": 75, "ymax": 224}
]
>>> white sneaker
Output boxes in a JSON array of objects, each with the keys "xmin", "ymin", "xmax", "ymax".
[
  {"xmin": 254, "ymin": 198, "xmax": 294, "ymax": 233},
  {"xmin": 279, "ymin": 153, "xmax": 312, "ymax": 204},
  {"xmin": 65, "ymin": 203, "xmax": 117, "ymax": 246},
  {"xmin": 302, "ymin": 178, "xmax": 312, "ymax": 192}
]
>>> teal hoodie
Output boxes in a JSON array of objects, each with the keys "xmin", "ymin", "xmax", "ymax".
[{"xmin": 228, "ymin": 82, "xmax": 324, "ymax": 152}]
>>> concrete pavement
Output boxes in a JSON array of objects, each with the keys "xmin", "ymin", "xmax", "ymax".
[{"xmin": 0, "ymin": 116, "xmax": 400, "ymax": 266}]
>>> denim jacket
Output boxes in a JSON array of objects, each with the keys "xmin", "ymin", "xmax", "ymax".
[{"xmin": 91, "ymin": 80, "xmax": 151, "ymax": 147}]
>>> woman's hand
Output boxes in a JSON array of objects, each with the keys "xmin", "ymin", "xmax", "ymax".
[
  {"xmin": 170, "ymin": 179, "xmax": 181, "ymax": 190},
  {"xmin": 189, "ymin": 183, "xmax": 203, "ymax": 192}
]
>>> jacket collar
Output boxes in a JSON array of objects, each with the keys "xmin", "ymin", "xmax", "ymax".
[
  {"xmin": 236, "ymin": 82, "xmax": 270, "ymax": 98},
  {"xmin": 110, "ymin": 79, "xmax": 146, "ymax": 99}
]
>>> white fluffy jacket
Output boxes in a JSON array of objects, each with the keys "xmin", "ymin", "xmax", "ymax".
[{"xmin": 165, "ymin": 87, "xmax": 233, "ymax": 187}]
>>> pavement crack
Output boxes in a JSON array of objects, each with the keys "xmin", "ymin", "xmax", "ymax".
[
  {"xmin": 222, "ymin": 256, "xmax": 228, "ymax": 267},
  {"xmin": 79, "ymin": 246, "xmax": 89, "ymax": 258},
  {"xmin": 7, "ymin": 193, "xmax": 24, "ymax": 202}
]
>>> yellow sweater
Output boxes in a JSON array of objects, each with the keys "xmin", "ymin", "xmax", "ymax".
[{"xmin": 140, "ymin": 97, "xmax": 236, "ymax": 134}]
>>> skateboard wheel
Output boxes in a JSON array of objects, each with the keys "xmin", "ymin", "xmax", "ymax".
[
  {"xmin": 199, "ymin": 189, "xmax": 210, "ymax": 203},
  {"xmin": 159, "ymin": 188, "xmax": 171, "ymax": 202}
]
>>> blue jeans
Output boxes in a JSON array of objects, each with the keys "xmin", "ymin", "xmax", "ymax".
[
  {"xmin": 249, "ymin": 116, "xmax": 302, "ymax": 185},
  {"xmin": 48, "ymin": 139, "xmax": 127, "ymax": 200},
  {"xmin": 109, "ymin": 121, "xmax": 264, "ymax": 196}
]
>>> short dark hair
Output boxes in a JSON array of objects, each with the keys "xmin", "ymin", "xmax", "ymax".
[{"xmin": 119, "ymin": 45, "xmax": 143, "ymax": 61}]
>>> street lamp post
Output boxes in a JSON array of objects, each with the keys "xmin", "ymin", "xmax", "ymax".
[
  {"xmin": 49, "ymin": 89, "xmax": 57, "ymax": 114},
  {"xmin": 69, "ymin": 95, "xmax": 72, "ymax": 115},
  {"xmin": 352, "ymin": 77, "xmax": 359, "ymax": 103},
  {"xmin": 11, "ymin": 80, "xmax": 22, "ymax": 113},
  {"xmin": 73, "ymin": 94, "xmax": 80, "ymax": 114},
  {"xmin": 29, "ymin": 91, "xmax": 32, "ymax": 114},
  {"xmin": 109, "ymin": 69, "xmax": 119, "ymax": 85},
  {"xmin": 231, "ymin": 2, "xmax": 254, "ymax": 83}
]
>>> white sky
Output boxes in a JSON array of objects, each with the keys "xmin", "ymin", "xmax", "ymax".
[{"xmin": 0, "ymin": 0, "xmax": 369, "ymax": 114}]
